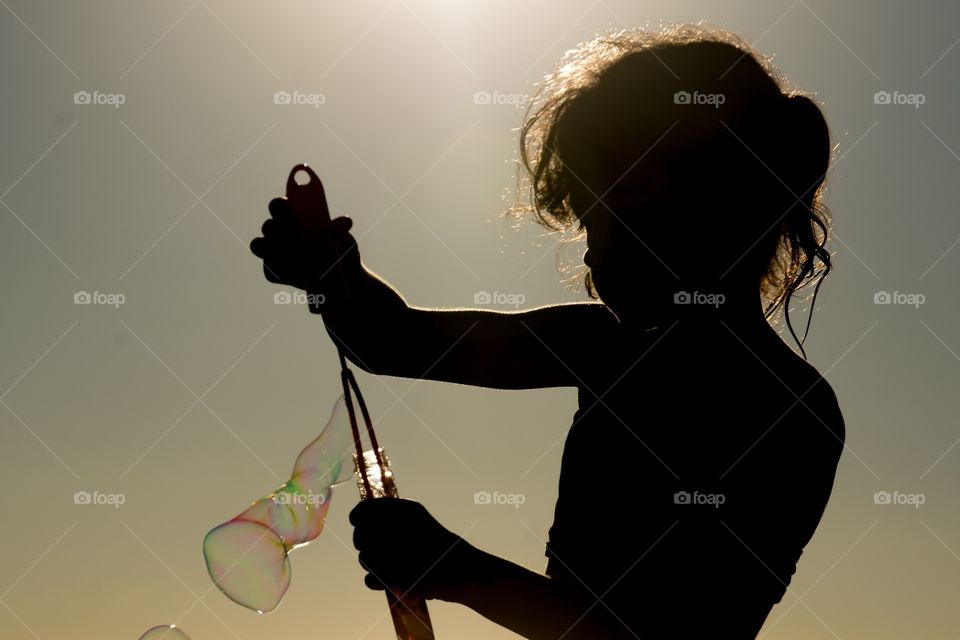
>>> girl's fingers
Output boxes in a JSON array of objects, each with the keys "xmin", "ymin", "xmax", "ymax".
[
  {"xmin": 268, "ymin": 197, "xmax": 293, "ymax": 222},
  {"xmin": 262, "ymin": 263, "xmax": 283, "ymax": 284},
  {"xmin": 261, "ymin": 218, "xmax": 278, "ymax": 236},
  {"xmin": 353, "ymin": 524, "xmax": 383, "ymax": 551},
  {"xmin": 249, "ymin": 236, "xmax": 267, "ymax": 258},
  {"xmin": 331, "ymin": 216, "xmax": 353, "ymax": 233},
  {"xmin": 364, "ymin": 573, "xmax": 387, "ymax": 591},
  {"xmin": 358, "ymin": 550, "xmax": 384, "ymax": 574}
]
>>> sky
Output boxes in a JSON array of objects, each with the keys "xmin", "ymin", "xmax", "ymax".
[{"xmin": 1, "ymin": 1, "xmax": 959, "ymax": 638}]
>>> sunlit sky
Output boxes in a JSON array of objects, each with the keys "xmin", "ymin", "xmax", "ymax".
[{"xmin": 1, "ymin": 1, "xmax": 959, "ymax": 638}]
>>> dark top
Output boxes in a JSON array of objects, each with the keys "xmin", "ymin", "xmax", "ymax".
[{"xmin": 544, "ymin": 323, "xmax": 845, "ymax": 638}]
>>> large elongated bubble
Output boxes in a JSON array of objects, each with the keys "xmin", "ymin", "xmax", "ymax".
[{"xmin": 203, "ymin": 395, "xmax": 356, "ymax": 613}]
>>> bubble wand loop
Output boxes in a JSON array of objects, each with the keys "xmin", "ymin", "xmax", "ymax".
[{"xmin": 286, "ymin": 164, "xmax": 436, "ymax": 640}]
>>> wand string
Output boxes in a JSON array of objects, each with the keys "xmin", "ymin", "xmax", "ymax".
[{"xmin": 337, "ymin": 348, "xmax": 385, "ymax": 497}]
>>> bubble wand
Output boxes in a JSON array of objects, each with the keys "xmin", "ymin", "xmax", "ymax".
[
  {"xmin": 287, "ymin": 164, "xmax": 436, "ymax": 639},
  {"xmin": 203, "ymin": 166, "xmax": 435, "ymax": 638}
]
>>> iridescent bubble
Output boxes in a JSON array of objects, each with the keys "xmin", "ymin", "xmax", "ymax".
[
  {"xmin": 138, "ymin": 625, "xmax": 191, "ymax": 640},
  {"xmin": 204, "ymin": 395, "xmax": 356, "ymax": 613}
]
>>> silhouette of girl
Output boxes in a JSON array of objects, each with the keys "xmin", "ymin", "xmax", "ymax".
[{"xmin": 251, "ymin": 24, "xmax": 845, "ymax": 639}]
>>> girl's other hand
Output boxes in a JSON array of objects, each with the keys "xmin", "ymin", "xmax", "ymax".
[{"xmin": 350, "ymin": 498, "xmax": 476, "ymax": 601}]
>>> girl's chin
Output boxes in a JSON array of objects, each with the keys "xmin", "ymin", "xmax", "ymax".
[{"xmin": 596, "ymin": 296, "xmax": 632, "ymax": 321}]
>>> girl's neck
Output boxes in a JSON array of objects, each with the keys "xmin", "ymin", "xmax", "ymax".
[{"xmin": 610, "ymin": 282, "xmax": 775, "ymax": 336}]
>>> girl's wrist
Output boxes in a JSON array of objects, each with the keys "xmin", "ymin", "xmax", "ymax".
[{"xmin": 429, "ymin": 540, "xmax": 492, "ymax": 604}]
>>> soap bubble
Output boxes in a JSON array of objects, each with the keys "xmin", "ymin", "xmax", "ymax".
[
  {"xmin": 204, "ymin": 395, "xmax": 355, "ymax": 612},
  {"xmin": 138, "ymin": 625, "xmax": 191, "ymax": 640}
]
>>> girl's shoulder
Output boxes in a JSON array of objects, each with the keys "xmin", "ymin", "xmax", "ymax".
[
  {"xmin": 738, "ymin": 338, "xmax": 847, "ymax": 462},
  {"xmin": 764, "ymin": 337, "xmax": 845, "ymax": 436},
  {"xmin": 790, "ymin": 360, "xmax": 846, "ymax": 446}
]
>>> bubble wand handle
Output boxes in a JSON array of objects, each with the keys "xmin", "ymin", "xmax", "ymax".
[{"xmin": 285, "ymin": 163, "xmax": 351, "ymax": 311}]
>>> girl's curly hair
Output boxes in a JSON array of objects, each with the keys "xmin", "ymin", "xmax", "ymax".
[{"xmin": 511, "ymin": 24, "xmax": 833, "ymax": 357}]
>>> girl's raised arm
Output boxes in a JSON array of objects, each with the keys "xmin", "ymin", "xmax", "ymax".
[
  {"xmin": 251, "ymin": 199, "xmax": 615, "ymax": 390},
  {"xmin": 323, "ymin": 280, "xmax": 613, "ymax": 390}
]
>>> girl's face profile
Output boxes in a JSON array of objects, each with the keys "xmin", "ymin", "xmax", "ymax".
[
  {"xmin": 582, "ymin": 207, "xmax": 651, "ymax": 320},
  {"xmin": 578, "ymin": 189, "xmax": 675, "ymax": 321}
]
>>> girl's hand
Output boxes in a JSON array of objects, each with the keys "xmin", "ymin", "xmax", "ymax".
[
  {"xmin": 349, "ymin": 498, "xmax": 475, "ymax": 601},
  {"xmin": 250, "ymin": 197, "xmax": 359, "ymax": 303}
]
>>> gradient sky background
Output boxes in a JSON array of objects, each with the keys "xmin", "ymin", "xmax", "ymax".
[{"xmin": 1, "ymin": 1, "xmax": 958, "ymax": 638}]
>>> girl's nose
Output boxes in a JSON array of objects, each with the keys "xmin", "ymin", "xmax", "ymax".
[{"xmin": 583, "ymin": 248, "xmax": 595, "ymax": 269}]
